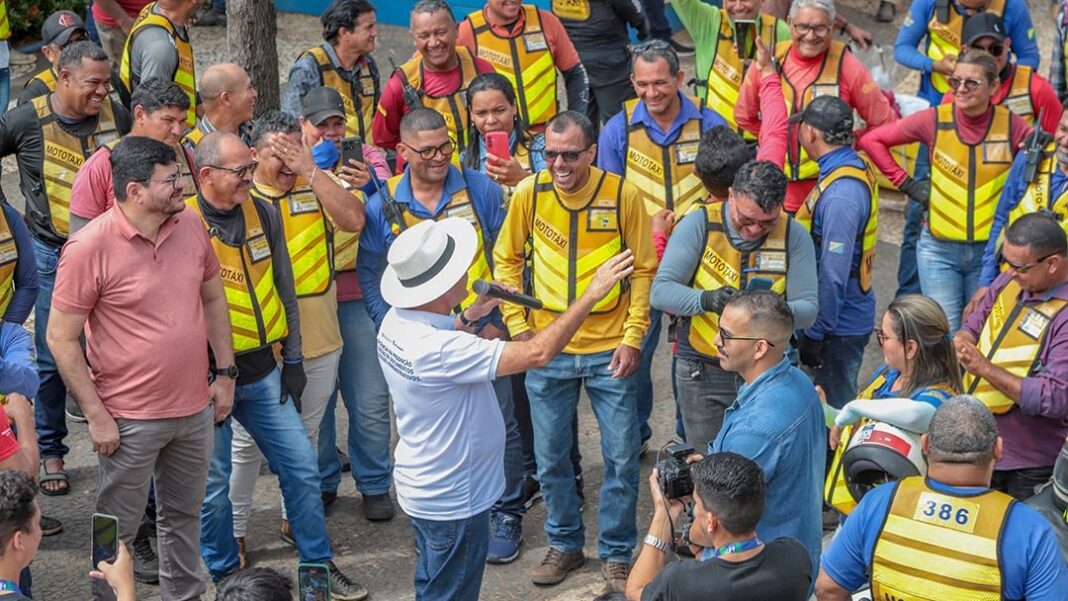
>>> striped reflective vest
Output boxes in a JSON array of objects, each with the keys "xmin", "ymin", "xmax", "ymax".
[
  {"xmin": 926, "ymin": 0, "xmax": 1006, "ymax": 95},
  {"xmin": 622, "ymin": 97, "xmax": 705, "ymax": 218},
  {"xmin": 398, "ymin": 48, "xmax": 481, "ymax": 163},
  {"xmin": 1002, "ymin": 65, "xmax": 1037, "ymax": 124},
  {"xmin": 251, "ymin": 182, "xmax": 333, "ymax": 298},
  {"xmin": 0, "ymin": 1, "xmax": 9, "ymax": 40},
  {"xmin": 300, "ymin": 45, "xmax": 379, "ymax": 142},
  {"xmin": 1010, "ymin": 143, "xmax": 1068, "ymax": 230},
  {"xmin": 776, "ymin": 40, "xmax": 846, "ymax": 182},
  {"xmin": 0, "ymin": 208, "xmax": 17, "ymax": 317},
  {"xmin": 120, "ymin": 2, "xmax": 196, "ymax": 127}
]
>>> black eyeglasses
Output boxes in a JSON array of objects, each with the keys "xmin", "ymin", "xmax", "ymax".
[
  {"xmin": 206, "ymin": 161, "xmax": 258, "ymax": 178},
  {"xmin": 545, "ymin": 146, "xmax": 592, "ymax": 163},
  {"xmin": 971, "ymin": 42, "xmax": 1005, "ymax": 57},
  {"xmin": 792, "ymin": 22, "xmax": 831, "ymax": 37},
  {"xmin": 947, "ymin": 76, "xmax": 985, "ymax": 92},
  {"xmin": 719, "ymin": 327, "xmax": 775, "ymax": 347},
  {"xmin": 1005, "ymin": 252, "xmax": 1058, "ymax": 274},
  {"xmin": 406, "ymin": 141, "xmax": 455, "ymax": 160}
]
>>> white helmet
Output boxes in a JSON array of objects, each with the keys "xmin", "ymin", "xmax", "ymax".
[{"xmin": 842, "ymin": 421, "xmax": 928, "ymax": 503}]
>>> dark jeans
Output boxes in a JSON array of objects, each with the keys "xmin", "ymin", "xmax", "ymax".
[
  {"xmin": 811, "ymin": 333, "xmax": 871, "ymax": 410},
  {"xmin": 635, "ymin": 309, "xmax": 663, "ymax": 443},
  {"xmin": 32, "ymin": 237, "xmax": 69, "ymax": 459},
  {"xmin": 410, "ymin": 509, "xmax": 490, "ymax": 601},
  {"xmin": 992, "ymin": 466, "xmax": 1054, "ymax": 500},
  {"xmin": 513, "ymin": 371, "xmax": 582, "ymax": 479},
  {"xmin": 639, "ymin": 0, "xmax": 672, "ymax": 39},
  {"xmin": 490, "ymin": 376, "xmax": 526, "ymax": 518},
  {"xmin": 675, "ymin": 357, "xmax": 740, "ymax": 452},
  {"xmin": 896, "ymin": 143, "xmax": 928, "ymax": 296}
]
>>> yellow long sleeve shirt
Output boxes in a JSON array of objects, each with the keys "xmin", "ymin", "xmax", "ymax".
[{"xmin": 492, "ymin": 167, "xmax": 656, "ymax": 354}]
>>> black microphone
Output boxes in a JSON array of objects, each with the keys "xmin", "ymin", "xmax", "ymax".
[{"xmin": 473, "ymin": 279, "xmax": 544, "ymax": 310}]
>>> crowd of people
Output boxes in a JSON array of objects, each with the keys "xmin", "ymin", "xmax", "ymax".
[{"xmin": 0, "ymin": 0, "xmax": 1065, "ymax": 599}]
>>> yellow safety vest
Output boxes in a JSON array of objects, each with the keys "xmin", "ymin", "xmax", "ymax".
[
  {"xmin": 32, "ymin": 95, "xmax": 121, "ymax": 239},
  {"xmin": 551, "ymin": 0, "xmax": 590, "ymax": 21},
  {"xmin": 1009, "ymin": 145, "xmax": 1068, "ymax": 235},
  {"xmin": 186, "ymin": 196, "xmax": 288, "ymax": 353},
  {"xmin": 929, "ymin": 103, "xmax": 1015, "ymax": 242},
  {"xmin": 120, "ymin": 2, "xmax": 196, "ymax": 127},
  {"xmin": 398, "ymin": 48, "xmax": 480, "ymax": 163},
  {"xmin": 301, "ymin": 45, "xmax": 379, "ymax": 142},
  {"xmin": 622, "ymin": 97, "xmax": 706, "ymax": 218},
  {"xmin": 1002, "ymin": 65, "xmax": 1036, "ymax": 124},
  {"xmin": 387, "ymin": 174, "xmax": 493, "ymax": 310},
  {"xmin": 795, "ymin": 161, "xmax": 879, "ymax": 292},
  {"xmin": 251, "ymin": 182, "xmax": 333, "ymax": 298},
  {"xmin": 702, "ymin": 13, "xmax": 785, "ymax": 138},
  {"xmin": 871, "ymin": 476, "xmax": 1012, "ymax": 601},
  {"xmin": 926, "ymin": 0, "xmax": 1006, "ymax": 95},
  {"xmin": 0, "ymin": 208, "xmax": 17, "ymax": 317},
  {"xmin": 29, "ymin": 69, "xmax": 56, "ymax": 92},
  {"xmin": 0, "ymin": 1, "xmax": 9, "ymax": 41},
  {"xmin": 529, "ymin": 169, "xmax": 625, "ymax": 313},
  {"xmin": 677, "ymin": 201, "xmax": 790, "ymax": 362},
  {"xmin": 965, "ymin": 278, "xmax": 1068, "ymax": 414},
  {"xmin": 776, "ymin": 40, "xmax": 846, "ymax": 182}
]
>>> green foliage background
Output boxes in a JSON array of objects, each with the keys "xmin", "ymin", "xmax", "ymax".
[{"xmin": 7, "ymin": 0, "xmax": 89, "ymax": 42}]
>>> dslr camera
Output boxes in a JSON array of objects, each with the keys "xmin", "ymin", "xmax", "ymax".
[{"xmin": 656, "ymin": 443, "xmax": 696, "ymax": 499}]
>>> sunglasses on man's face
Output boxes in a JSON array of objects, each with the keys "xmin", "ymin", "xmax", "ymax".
[
  {"xmin": 545, "ymin": 146, "xmax": 591, "ymax": 163},
  {"xmin": 947, "ymin": 76, "xmax": 985, "ymax": 93},
  {"xmin": 971, "ymin": 41, "xmax": 1005, "ymax": 57}
]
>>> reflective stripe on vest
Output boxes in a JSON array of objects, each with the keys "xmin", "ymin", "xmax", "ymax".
[
  {"xmin": 468, "ymin": 6, "xmax": 559, "ymax": 128},
  {"xmin": 399, "ymin": 48, "xmax": 480, "ymax": 162},
  {"xmin": 870, "ymin": 476, "xmax": 1011, "ymax": 601},
  {"xmin": 1008, "ymin": 146, "xmax": 1068, "ymax": 240},
  {"xmin": 29, "ymin": 69, "xmax": 57, "ymax": 93},
  {"xmin": 926, "ymin": 0, "xmax": 1006, "ymax": 94},
  {"xmin": 776, "ymin": 40, "xmax": 845, "ymax": 182},
  {"xmin": 703, "ymin": 14, "xmax": 784, "ymax": 138},
  {"xmin": 622, "ymin": 97, "xmax": 705, "ymax": 217},
  {"xmin": 0, "ymin": 1, "xmax": 9, "ymax": 41},
  {"xmin": 551, "ymin": 0, "xmax": 590, "ymax": 21},
  {"xmin": 795, "ymin": 161, "xmax": 879, "ymax": 292},
  {"xmin": 32, "ymin": 95, "xmax": 120, "ymax": 239},
  {"xmin": 388, "ymin": 174, "xmax": 493, "ymax": 310},
  {"xmin": 929, "ymin": 103, "xmax": 1014, "ymax": 242},
  {"xmin": 677, "ymin": 202, "xmax": 790, "ymax": 361},
  {"xmin": 1002, "ymin": 65, "xmax": 1035, "ymax": 124},
  {"xmin": 187, "ymin": 196, "xmax": 288, "ymax": 353},
  {"xmin": 120, "ymin": 2, "xmax": 196, "ymax": 127},
  {"xmin": 965, "ymin": 278, "xmax": 1068, "ymax": 414},
  {"xmin": 530, "ymin": 169, "xmax": 624, "ymax": 313},
  {"xmin": 302, "ymin": 45, "xmax": 379, "ymax": 142},
  {"xmin": 0, "ymin": 208, "xmax": 16, "ymax": 317},
  {"xmin": 251, "ymin": 183, "xmax": 333, "ymax": 298}
]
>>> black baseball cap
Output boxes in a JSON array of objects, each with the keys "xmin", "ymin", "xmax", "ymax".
[
  {"xmin": 962, "ymin": 12, "xmax": 1007, "ymax": 46},
  {"xmin": 42, "ymin": 10, "xmax": 87, "ymax": 47},
  {"xmin": 788, "ymin": 96, "xmax": 854, "ymax": 136},
  {"xmin": 301, "ymin": 86, "xmax": 346, "ymax": 125}
]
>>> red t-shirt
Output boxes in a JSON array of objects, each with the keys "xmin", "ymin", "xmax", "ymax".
[
  {"xmin": 92, "ymin": 0, "xmax": 151, "ymax": 27},
  {"xmin": 0, "ymin": 406, "xmax": 19, "ymax": 462}
]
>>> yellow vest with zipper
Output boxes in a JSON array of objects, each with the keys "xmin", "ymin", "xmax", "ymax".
[
  {"xmin": 530, "ymin": 169, "xmax": 625, "ymax": 314},
  {"xmin": 678, "ymin": 202, "xmax": 790, "ymax": 362},
  {"xmin": 703, "ymin": 13, "xmax": 785, "ymax": 138},
  {"xmin": 870, "ymin": 476, "xmax": 1012, "ymax": 601},
  {"xmin": 965, "ymin": 278, "xmax": 1068, "ymax": 414},
  {"xmin": 1002, "ymin": 65, "xmax": 1036, "ymax": 124},
  {"xmin": 186, "ymin": 197, "xmax": 288, "ymax": 353},
  {"xmin": 795, "ymin": 161, "xmax": 879, "ymax": 293},
  {"xmin": 926, "ymin": 0, "xmax": 1006, "ymax": 95},
  {"xmin": 776, "ymin": 40, "xmax": 846, "ymax": 182},
  {"xmin": 623, "ymin": 97, "xmax": 705, "ymax": 218},
  {"xmin": 929, "ymin": 103, "xmax": 1015, "ymax": 242},
  {"xmin": 468, "ymin": 5, "xmax": 558, "ymax": 129},
  {"xmin": 120, "ymin": 2, "xmax": 196, "ymax": 128},
  {"xmin": 301, "ymin": 45, "xmax": 379, "ymax": 142},
  {"xmin": 1010, "ymin": 144, "xmax": 1068, "ymax": 230},
  {"xmin": 250, "ymin": 182, "xmax": 333, "ymax": 298},
  {"xmin": 0, "ymin": 208, "xmax": 17, "ymax": 317},
  {"xmin": 0, "ymin": 1, "xmax": 9, "ymax": 40},
  {"xmin": 32, "ymin": 95, "xmax": 120, "ymax": 239},
  {"xmin": 398, "ymin": 48, "xmax": 480, "ymax": 163},
  {"xmin": 551, "ymin": 0, "xmax": 590, "ymax": 21}
]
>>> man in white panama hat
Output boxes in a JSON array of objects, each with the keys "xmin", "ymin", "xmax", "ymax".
[{"xmin": 377, "ymin": 216, "xmax": 634, "ymax": 601}]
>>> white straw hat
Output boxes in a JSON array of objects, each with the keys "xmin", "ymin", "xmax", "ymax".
[{"xmin": 380, "ymin": 217, "xmax": 477, "ymax": 308}]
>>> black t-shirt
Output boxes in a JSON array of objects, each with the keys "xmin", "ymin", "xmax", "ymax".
[{"xmin": 641, "ymin": 538, "xmax": 812, "ymax": 601}]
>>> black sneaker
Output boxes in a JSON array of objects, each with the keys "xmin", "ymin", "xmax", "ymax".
[
  {"xmin": 132, "ymin": 531, "xmax": 160, "ymax": 584},
  {"xmin": 40, "ymin": 516, "xmax": 63, "ymax": 536},
  {"xmin": 322, "ymin": 490, "xmax": 338, "ymax": 508},
  {"xmin": 327, "ymin": 561, "xmax": 369, "ymax": 600},
  {"xmin": 521, "ymin": 475, "xmax": 542, "ymax": 509},
  {"xmin": 338, "ymin": 447, "xmax": 352, "ymax": 473},
  {"xmin": 362, "ymin": 493, "xmax": 394, "ymax": 521},
  {"xmin": 876, "ymin": 0, "xmax": 896, "ymax": 22},
  {"xmin": 65, "ymin": 393, "xmax": 86, "ymax": 423}
]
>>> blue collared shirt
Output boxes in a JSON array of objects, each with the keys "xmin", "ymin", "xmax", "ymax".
[
  {"xmin": 596, "ymin": 93, "xmax": 728, "ymax": 175},
  {"xmin": 1, "ymin": 204, "xmax": 37, "ymax": 325},
  {"xmin": 709, "ymin": 356, "xmax": 826, "ymax": 580},
  {"xmin": 357, "ymin": 166, "xmax": 506, "ymax": 328},
  {"xmin": 0, "ymin": 321, "xmax": 38, "ymax": 399}
]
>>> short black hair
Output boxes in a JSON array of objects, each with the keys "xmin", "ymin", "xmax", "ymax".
[
  {"xmin": 1004, "ymin": 212, "xmax": 1068, "ymax": 258},
  {"xmin": 546, "ymin": 110, "xmax": 596, "ymax": 147},
  {"xmin": 58, "ymin": 40, "xmax": 108, "ymax": 73},
  {"xmin": 250, "ymin": 110, "xmax": 301, "ymax": 150},
  {"xmin": 732, "ymin": 160, "xmax": 787, "ymax": 212},
  {"xmin": 691, "ymin": 452, "xmax": 765, "ymax": 535},
  {"xmin": 724, "ymin": 289, "xmax": 795, "ymax": 345},
  {"xmin": 0, "ymin": 470, "xmax": 37, "ymax": 556},
  {"xmin": 215, "ymin": 567, "xmax": 293, "ymax": 601},
  {"xmin": 321, "ymin": 0, "xmax": 376, "ymax": 44},
  {"xmin": 131, "ymin": 77, "xmax": 191, "ymax": 114},
  {"xmin": 399, "ymin": 107, "xmax": 447, "ymax": 138},
  {"xmin": 110, "ymin": 136, "xmax": 178, "ymax": 201},
  {"xmin": 695, "ymin": 126, "xmax": 751, "ymax": 197}
]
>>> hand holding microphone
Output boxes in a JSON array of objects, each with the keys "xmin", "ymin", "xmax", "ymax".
[{"xmin": 472, "ymin": 279, "xmax": 544, "ymax": 310}]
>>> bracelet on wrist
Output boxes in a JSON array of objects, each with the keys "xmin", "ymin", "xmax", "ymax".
[{"xmin": 458, "ymin": 310, "xmax": 477, "ymax": 327}]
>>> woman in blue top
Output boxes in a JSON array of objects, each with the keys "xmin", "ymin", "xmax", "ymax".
[{"xmin": 461, "ymin": 73, "xmax": 545, "ymax": 188}]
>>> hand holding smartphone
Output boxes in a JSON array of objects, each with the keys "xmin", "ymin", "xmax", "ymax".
[
  {"xmin": 91, "ymin": 513, "xmax": 119, "ymax": 570},
  {"xmin": 340, "ymin": 136, "xmax": 364, "ymax": 168},
  {"xmin": 484, "ymin": 131, "xmax": 510, "ymax": 161}
]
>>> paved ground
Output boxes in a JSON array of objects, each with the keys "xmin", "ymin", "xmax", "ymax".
[{"xmin": 1, "ymin": 1, "xmax": 1055, "ymax": 599}]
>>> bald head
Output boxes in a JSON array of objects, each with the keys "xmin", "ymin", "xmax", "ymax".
[
  {"xmin": 199, "ymin": 63, "xmax": 249, "ymax": 104},
  {"xmin": 198, "ymin": 63, "xmax": 259, "ymax": 130}
]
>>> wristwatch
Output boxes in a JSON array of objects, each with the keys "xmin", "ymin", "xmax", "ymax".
[
  {"xmin": 458, "ymin": 310, "xmax": 477, "ymax": 327},
  {"xmin": 643, "ymin": 534, "xmax": 671, "ymax": 554},
  {"xmin": 212, "ymin": 365, "xmax": 239, "ymax": 379}
]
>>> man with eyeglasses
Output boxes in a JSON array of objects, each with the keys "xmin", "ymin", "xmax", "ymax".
[
  {"xmin": 493, "ymin": 110, "xmax": 656, "ymax": 593},
  {"xmin": 734, "ymin": 0, "xmax": 892, "ymax": 216},
  {"xmin": 953, "ymin": 212, "xmax": 1068, "ymax": 501},
  {"xmin": 651, "ymin": 158, "xmax": 817, "ymax": 453}
]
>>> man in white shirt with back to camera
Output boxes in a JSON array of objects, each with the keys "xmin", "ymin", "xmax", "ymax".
[{"xmin": 376, "ymin": 217, "xmax": 634, "ymax": 601}]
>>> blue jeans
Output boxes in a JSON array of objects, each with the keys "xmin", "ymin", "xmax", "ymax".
[
  {"xmin": 410, "ymin": 509, "xmax": 490, "ymax": 601},
  {"xmin": 0, "ymin": 66, "xmax": 10, "ymax": 116},
  {"xmin": 212, "ymin": 0, "xmax": 225, "ymax": 12},
  {"xmin": 490, "ymin": 375, "xmax": 526, "ymax": 518},
  {"xmin": 32, "ymin": 237, "xmax": 69, "ymax": 459},
  {"xmin": 635, "ymin": 309, "xmax": 662, "ymax": 444},
  {"xmin": 514, "ymin": 372, "xmax": 583, "ymax": 478},
  {"xmin": 318, "ymin": 299, "xmax": 392, "ymax": 496},
  {"xmin": 811, "ymin": 333, "xmax": 871, "ymax": 410},
  {"xmin": 201, "ymin": 368, "xmax": 331, "ymax": 580},
  {"xmin": 896, "ymin": 144, "xmax": 929, "ymax": 296},
  {"xmin": 525, "ymin": 350, "xmax": 639, "ymax": 562},
  {"xmin": 917, "ymin": 229, "xmax": 985, "ymax": 332}
]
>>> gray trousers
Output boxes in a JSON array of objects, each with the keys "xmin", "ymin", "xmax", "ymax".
[
  {"xmin": 674, "ymin": 357, "xmax": 741, "ymax": 452},
  {"xmin": 93, "ymin": 405, "xmax": 214, "ymax": 601}
]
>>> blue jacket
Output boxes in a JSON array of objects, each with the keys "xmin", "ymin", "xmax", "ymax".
[
  {"xmin": 357, "ymin": 166, "xmax": 506, "ymax": 329},
  {"xmin": 1, "ymin": 203, "xmax": 37, "ymax": 325},
  {"xmin": 894, "ymin": 0, "xmax": 1038, "ymax": 107},
  {"xmin": 805, "ymin": 147, "xmax": 876, "ymax": 340},
  {"xmin": 0, "ymin": 321, "xmax": 38, "ymax": 399}
]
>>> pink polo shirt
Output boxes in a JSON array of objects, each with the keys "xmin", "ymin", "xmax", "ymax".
[{"xmin": 52, "ymin": 204, "xmax": 220, "ymax": 420}]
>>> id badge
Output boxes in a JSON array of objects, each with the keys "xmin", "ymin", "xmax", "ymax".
[
  {"xmin": 982, "ymin": 140, "xmax": 1012, "ymax": 164},
  {"xmin": 289, "ymin": 196, "xmax": 320, "ymax": 215},
  {"xmin": 247, "ymin": 234, "xmax": 271, "ymax": 263},
  {"xmin": 588, "ymin": 207, "xmax": 617, "ymax": 231},
  {"xmin": 0, "ymin": 238, "xmax": 16, "ymax": 265},
  {"xmin": 753, "ymin": 250, "xmax": 787, "ymax": 273},
  {"xmin": 1018, "ymin": 308, "xmax": 1051, "ymax": 340},
  {"xmin": 675, "ymin": 142, "xmax": 700, "ymax": 165},
  {"xmin": 360, "ymin": 75, "xmax": 377, "ymax": 96},
  {"xmin": 524, "ymin": 33, "xmax": 549, "ymax": 53},
  {"xmin": 446, "ymin": 203, "xmax": 479, "ymax": 227}
]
